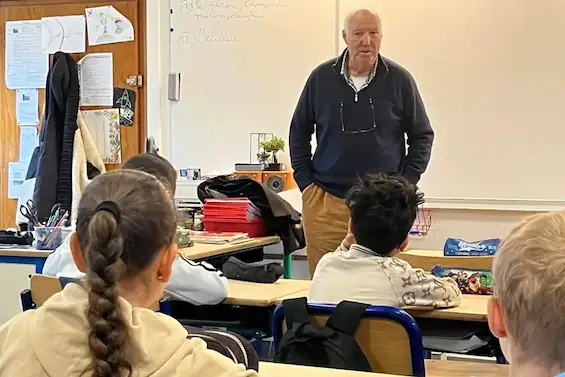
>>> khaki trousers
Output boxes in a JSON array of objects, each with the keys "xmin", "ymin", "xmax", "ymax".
[{"xmin": 302, "ymin": 184, "xmax": 350, "ymax": 277}]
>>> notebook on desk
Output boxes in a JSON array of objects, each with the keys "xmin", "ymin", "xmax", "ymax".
[{"xmin": 189, "ymin": 231, "xmax": 250, "ymax": 244}]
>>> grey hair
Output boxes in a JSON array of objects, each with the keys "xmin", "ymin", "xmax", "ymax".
[{"xmin": 343, "ymin": 9, "xmax": 382, "ymax": 34}]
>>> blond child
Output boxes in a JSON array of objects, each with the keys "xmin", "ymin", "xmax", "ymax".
[{"xmin": 488, "ymin": 211, "xmax": 565, "ymax": 377}]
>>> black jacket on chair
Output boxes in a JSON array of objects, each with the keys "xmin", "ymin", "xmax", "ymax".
[
  {"xmin": 197, "ymin": 175, "xmax": 305, "ymax": 256},
  {"xmin": 27, "ymin": 52, "xmax": 79, "ymax": 221}
]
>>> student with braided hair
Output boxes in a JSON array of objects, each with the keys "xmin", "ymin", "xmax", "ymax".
[{"xmin": 0, "ymin": 170, "xmax": 255, "ymax": 377}]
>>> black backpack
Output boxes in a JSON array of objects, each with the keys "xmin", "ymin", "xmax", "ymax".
[
  {"xmin": 274, "ymin": 297, "xmax": 372, "ymax": 372},
  {"xmin": 185, "ymin": 326, "xmax": 259, "ymax": 371}
]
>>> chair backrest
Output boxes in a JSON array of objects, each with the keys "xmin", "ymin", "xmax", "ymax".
[
  {"xmin": 21, "ymin": 275, "xmax": 168, "ymax": 313},
  {"xmin": 272, "ymin": 302, "xmax": 426, "ymax": 377}
]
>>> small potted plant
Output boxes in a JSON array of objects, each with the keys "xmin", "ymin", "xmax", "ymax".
[
  {"xmin": 256, "ymin": 150, "xmax": 270, "ymax": 169},
  {"xmin": 260, "ymin": 136, "xmax": 286, "ymax": 171}
]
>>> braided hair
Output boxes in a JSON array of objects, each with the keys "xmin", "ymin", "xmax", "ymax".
[{"xmin": 75, "ymin": 170, "xmax": 177, "ymax": 377}]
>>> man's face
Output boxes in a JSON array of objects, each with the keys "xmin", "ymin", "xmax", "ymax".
[{"xmin": 343, "ymin": 11, "xmax": 382, "ymax": 65}]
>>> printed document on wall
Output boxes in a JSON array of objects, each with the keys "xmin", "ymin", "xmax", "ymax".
[
  {"xmin": 85, "ymin": 5, "xmax": 134, "ymax": 46},
  {"xmin": 20, "ymin": 126, "xmax": 38, "ymax": 165},
  {"xmin": 82, "ymin": 109, "xmax": 122, "ymax": 164},
  {"xmin": 8, "ymin": 162, "xmax": 27, "ymax": 199},
  {"xmin": 16, "ymin": 89, "xmax": 39, "ymax": 126},
  {"xmin": 5, "ymin": 20, "xmax": 48, "ymax": 89},
  {"xmin": 78, "ymin": 53, "xmax": 113, "ymax": 106},
  {"xmin": 41, "ymin": 15, "xmax": 86, "ymax": 54}
]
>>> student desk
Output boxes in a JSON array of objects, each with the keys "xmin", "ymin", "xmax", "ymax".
[
  {"xmin": 405, "ymin": 295, "xmax": 488, "ymax": 322},
  {"xmin": 224, "ymin": 279, "xmax": 310, "ymax": 306},
  {"xmin": 272, "ymin": 283, "xmax": 489, "ymax": 323},
  {"xmin": 178, "ymin": 236, "xmax": 281, "ymax": 261},
  {"xmin": 399, "ymin": 250, "xmax": 494, "ymax": 271},
  {"xmin": 171, "ymin": 279, "xmax": 311, "ymax": 339},
  {"xmin": 260, "ymin": 360, "xmax": 509, "ymax": 377},
  {"xmin": 259, "ymin": 362, "xmax": 399, "ymax": 377},
  {"xmin": 0, "ymin": 247, "xmax": 51, "ymax": 325}
]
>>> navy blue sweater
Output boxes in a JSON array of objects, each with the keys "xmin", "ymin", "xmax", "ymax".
[{"xmin": 289, "ymin": 53, "xmax": 434, "ymax": 198}]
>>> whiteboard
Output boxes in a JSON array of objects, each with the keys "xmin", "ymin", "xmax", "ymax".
[
  {"xmin": 339, "ymin": 0, "xmax": 565, "ymax": 205},
  {"xmin": 169, "ymin": 0, "xmax": 336, "ymax": 174}
]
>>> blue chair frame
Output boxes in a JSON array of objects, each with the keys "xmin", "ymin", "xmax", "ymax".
[
  {"xmin": 272, "ymin": 302, "xmax": 426, "ymax": 377},
  {"xmin": 20, "ymin": 277, "xmax": 171, "ymax": 315}
]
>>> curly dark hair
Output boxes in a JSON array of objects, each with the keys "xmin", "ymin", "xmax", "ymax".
[
  {"xmin": 345, "ymin": 173, "xmax": 424, "ymax": 256},
  {"xmin": 75, "ymin": 169, "xmax": 177, "ymax": 377}
]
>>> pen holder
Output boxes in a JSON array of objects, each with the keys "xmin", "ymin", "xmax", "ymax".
[{"xmin": 34, "ymin": 227, "xmax": 73, "ymax": 250}]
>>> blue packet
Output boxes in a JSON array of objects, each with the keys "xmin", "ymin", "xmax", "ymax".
[{"xmin": 443, "ymin": 238, "xmax": 500, "ymax": 256}]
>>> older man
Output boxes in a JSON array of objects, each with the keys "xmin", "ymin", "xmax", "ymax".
[{"xmin": 289, "ymin": 9, "xmax": 434, "ymax": 277}]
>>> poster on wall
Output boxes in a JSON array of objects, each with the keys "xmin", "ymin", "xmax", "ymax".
[
  {"xmin": 19, "ymin": 126, "xmax": 38, "ymax": 165},
  {"xmin": 85, "ymin": 5, "xmax": 134, "ymax": 46},
  {"xmin": 113, "ymin": 88, "xmax": 136, "ymax": 126},
  {"xmin": 15, "ymin": 89, "xmax": 39, "ymax": 126},
  {"xmin": 82, "ymin": 109, "xmax": 122, "ymax": 164},
  {"xmin": 5, "ymin": 20, "xmax": 48, "ymax": 89},
  {"xmin": 78, "ymin": 53, "xmax": 113, "ymax": 106},
  {"xmin": 41, "ymin": 15, "xmax": 86, "ymax": 54},
  {"xmin": 8, "ymin": 162, "xmax": 26, "ymax": 199}
]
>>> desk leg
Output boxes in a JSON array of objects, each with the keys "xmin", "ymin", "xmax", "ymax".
[{"xmin": 283, "ymin": 254, "xmax": 293, "ymax": 278}]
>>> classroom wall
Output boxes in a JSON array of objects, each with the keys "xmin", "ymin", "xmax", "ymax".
[
  {"xmin": 407, "ymin": 209, "xmax": 534, "ymax": 250},
  {"xmin": 145, "ymin": 0, "xmax": 167, "ymax": 150}
]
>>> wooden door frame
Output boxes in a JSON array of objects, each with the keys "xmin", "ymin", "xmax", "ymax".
[{"xmin": 0, "ymin": 0, "xmax": 147, "ymax": 151}]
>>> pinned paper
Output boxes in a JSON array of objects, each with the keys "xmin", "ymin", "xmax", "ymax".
[
  {"xmin": 16, "ymin": 89, "xmax": 39, "ymax": 126},
  {"xmin": 19, "ymin": 126, "xmax": 38, "ymax": 165},
  {"xmin": 78, "ymin": 53, "xmax": 113, "ymax": 106},
  {"xmin": 41, "ymin": 15, "xmax": 86, "ymax": 54},
  {"xmin": 82, "ymin": 109, "xmax": 122, "ymax": 164},
  {"xmin": 5, "ymin": 20, "xmax": 48, "ymax": 89},
  {"xmin": 8, "ymin": 162, "xmax": 27, "ymax": 199},
  {"xmin": 85, "ymin": 5, "xmax": 134, "ymax": 46},
  {"xmin": 113, "ymin": 88, "xmax": 136, "ymax": 126}
]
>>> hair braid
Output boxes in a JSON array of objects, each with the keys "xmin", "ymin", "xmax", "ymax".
[{"xmin": 85, "ymin": 210, "xmax": 132, "ymax": 377}]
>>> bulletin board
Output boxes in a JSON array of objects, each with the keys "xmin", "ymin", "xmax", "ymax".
[{"xmin": 0, "ymin": 0, "xmax": 147, "ymax": 228}]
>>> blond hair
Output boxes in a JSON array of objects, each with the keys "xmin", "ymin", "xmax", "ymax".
[{"xmin": 493, "ymin": 211, "xmax": 565, "ymax": 369}]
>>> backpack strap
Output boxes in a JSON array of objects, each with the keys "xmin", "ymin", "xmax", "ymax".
[
  {"xmin": 326, "ymin": 301, "xmax": 370, "ymax": 336},
  {"xmin": 282, "ymin": 297, "xmax": 312, "ymax": 331},
  {"xmin": 59, "ymin": 277, "xmax": 82, "ymax": 288}
]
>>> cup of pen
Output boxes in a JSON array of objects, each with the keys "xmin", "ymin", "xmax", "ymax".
[{"xmin": 35, "ymin": 227, "xmax": 73, "ymax": 250}]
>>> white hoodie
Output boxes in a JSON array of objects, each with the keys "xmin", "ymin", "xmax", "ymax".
[
  {"xmin": 43, "ymin": 234, "xmax": 229, "ymax": 305},
  {"xmin": 0, "ymin": 283, "xmax": 255, "ymax": 377}
]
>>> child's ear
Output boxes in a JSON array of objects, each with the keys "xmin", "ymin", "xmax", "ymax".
[
  {"xmin": 157, "ymin": 243, "xmax": 177, "ymax": 284},
  {"xmin": 70, "ymin": 232, "xmax": 87, "ymax": 273},
  {"xmin": 399, "ymin": 238, "xmax": 409, "ymax": 251},
  {"xmin": 487, "ymin": 296, "xmax": 508, "ymax": 339}
]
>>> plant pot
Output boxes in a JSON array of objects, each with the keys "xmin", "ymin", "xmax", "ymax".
[{"xmin": 266, "ymin": 163, "xmax": 284, "ymax": 171}]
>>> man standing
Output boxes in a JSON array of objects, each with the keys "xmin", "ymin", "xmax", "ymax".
[{"xmin": 289, "ymin": 9, "xmax": 434, "ymax": 277}]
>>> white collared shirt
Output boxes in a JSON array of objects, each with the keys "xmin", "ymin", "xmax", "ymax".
[{"xmin": 309, "ymin": 243, "xmax": 462, "ymax": 308}]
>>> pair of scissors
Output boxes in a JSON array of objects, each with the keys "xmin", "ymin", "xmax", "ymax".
[
  {"xmin": 20, "ymin": 201, "xmax": 40, "ymax": 226},
  {"xmin": 25, "ymin": 199, "xmax": 38, "ymax": 215}
]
